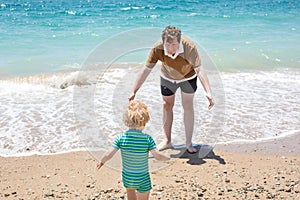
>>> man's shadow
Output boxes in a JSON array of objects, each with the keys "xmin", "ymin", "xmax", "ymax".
[{"xmin": 169, "ymin": 144, "xmax": 226, "ymax": 165}]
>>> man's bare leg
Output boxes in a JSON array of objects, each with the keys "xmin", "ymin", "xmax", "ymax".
[
  {"xmin": 157, "ymin": 94, "xmax": 175, "ymax": 151},
  {"xmin": 181, "ymin": 91, "xmax": 197, "ymax": 153}
]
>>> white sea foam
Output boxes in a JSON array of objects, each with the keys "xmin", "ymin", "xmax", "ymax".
[{"xmin": 0, "ymin": 67, "xmax": 299, "ymax": 157}]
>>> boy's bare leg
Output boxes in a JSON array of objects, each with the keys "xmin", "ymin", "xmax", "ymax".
[
  {"xmin": 136, "ymin": 191, "xmax": 150, "ymax": 200},
  {"xmin": 126, "ymin": 188, "xmax": 137, "ymax": 200}
]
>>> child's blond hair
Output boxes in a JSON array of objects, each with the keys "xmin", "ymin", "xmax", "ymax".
[{"xmin": 123, "ymin": 100, "xmax": 150, "ymax": 129}]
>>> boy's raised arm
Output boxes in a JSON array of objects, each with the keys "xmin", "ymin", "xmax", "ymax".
[{"xmin": 96, "ymin": 148, "xmax": 119, "ymax": 169}]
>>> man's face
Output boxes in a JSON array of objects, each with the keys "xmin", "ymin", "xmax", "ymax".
[{"xmin": 164, "ymin": 38, "xmax": 179, "ymax": 55}]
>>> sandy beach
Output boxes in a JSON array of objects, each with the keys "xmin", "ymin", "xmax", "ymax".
[
  {"xmin": 1, "ymin": 132, "xmax": 299, "ymax": 200},
  {"xmin": 1, "ymin": 0, "xmax": 299, "ymax": 199}
]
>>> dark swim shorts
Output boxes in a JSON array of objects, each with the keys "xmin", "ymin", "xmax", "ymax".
[{"xmin": 160, "ymin": 76, "xmax": 197, "ymax": 96}]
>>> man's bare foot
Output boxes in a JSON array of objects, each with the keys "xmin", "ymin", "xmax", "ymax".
[
  {"xmin": 157, "ymin": 141, "xmax": 173, "ymax": 151},
  {"xmin": 186, "ymin": 145, "xmax": 198, "ymax": 154}
]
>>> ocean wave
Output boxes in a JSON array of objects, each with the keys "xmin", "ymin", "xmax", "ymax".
[
  {"xmin": 0, "ymin": 68, "xmax": 299, "ymax": 157},
  {"xmin": 0, "ymin": 71, "xmax": 96, "ymax": 89}
]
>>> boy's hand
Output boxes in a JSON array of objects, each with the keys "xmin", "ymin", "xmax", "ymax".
[{"xmin": 96, "ymin": 161, "xmax": 104, "ymax": 169}]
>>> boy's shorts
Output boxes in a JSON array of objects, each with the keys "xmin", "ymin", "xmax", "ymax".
[
  {"xmin": 160, "ymin": 76, "xmax": 197, "ymax": 96},
  {"xmin": 122, "ymin": 171, "xmax": 152, "ymax": 193}
]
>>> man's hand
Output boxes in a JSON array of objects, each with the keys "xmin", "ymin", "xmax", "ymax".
[
  {"xmin": 128, "ymin": 92, "xmax": 136, "ymax": 101},
  {"xmin": 207, "ymin": 96, "xmax": 214, "ymax": 110}
]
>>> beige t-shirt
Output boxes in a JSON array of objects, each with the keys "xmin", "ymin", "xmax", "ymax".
[{"xmin": 145, "ymin": 36, "xmax": 201, "ymax": 80}]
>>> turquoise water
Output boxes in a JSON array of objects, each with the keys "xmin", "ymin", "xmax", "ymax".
[
  {"xmin": 0, "ymin": 0, "xmax": 299, "ymax": 156},
  {"xmin": 1, "ymin": 0, "xmax": 299, "ymax": 76}
]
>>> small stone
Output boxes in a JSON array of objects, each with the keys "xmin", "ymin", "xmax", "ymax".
[
  {"xmin": 276, "ymin": 182, "xmax": 281, "ymax": 186},
  {"xmin": 285, "ymin": 188, "xmax": 292, "ymax": 193},
  {"xmin": 266, "ymin": 193, "xmax": 275, "ymax": 199},
  {"xmin": 151, "ymin": 192, "xmax": 158, "ymax": 196},
  {"xmin": 257, "ymin": 186, "xmax": 264, "ymax": 190},
  {"xmin": 197, "ymin": 192, "xmax": 204, "ymax": 197},
  {"xmin": 44, "ymin": 193, "xmax": 55, "ymax": 197},
  {"xmin": 104, "ymin": 188, "xmax": 114, "ymax": 193},
  {"xmin": 86, "ymin": 184, "xmax": 95, "ymax": 188}
]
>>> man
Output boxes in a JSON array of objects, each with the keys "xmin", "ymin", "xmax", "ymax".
[{"xmin": 128, "ymin": 26, "xmax": 214, "ymax": 153}]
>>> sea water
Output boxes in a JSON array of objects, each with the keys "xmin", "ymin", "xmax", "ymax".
[{"xmin": 0, "ymin": 0, "xmax": 299, "ymax": 156}]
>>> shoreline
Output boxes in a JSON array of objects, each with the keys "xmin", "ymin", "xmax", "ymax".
[
  {"xmin": 0, "ymin": 133, "xmax": 299, "ymax": 199},
  {"xmin": 215, "ymin": 130, "xmax": 300, "ymax": 156},
  {"xmin": 1, "ymin": 131, "xmax": 299, "ymax": 158}
]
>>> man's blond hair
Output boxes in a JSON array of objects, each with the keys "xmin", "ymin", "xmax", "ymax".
[{"xmin": 162, "ymin": 25, "xmax": 181, "ymax": 43}]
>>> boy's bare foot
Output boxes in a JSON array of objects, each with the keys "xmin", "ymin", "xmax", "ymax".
[{"xmin": 157, "ymin": 141, "xmax": 173, "ymax": 151}]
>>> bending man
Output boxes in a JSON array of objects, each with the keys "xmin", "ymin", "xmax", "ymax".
[{"xmin": 129, "ymin": 25, "xmax": 214, "ymax": 153}]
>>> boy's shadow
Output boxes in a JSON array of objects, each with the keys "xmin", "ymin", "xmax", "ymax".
[{"xmin": 169, "ymin": 144, "xmax": 226, "ymax": 165}]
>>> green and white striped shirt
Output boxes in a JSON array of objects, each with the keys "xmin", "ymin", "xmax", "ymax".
[{"xmin": 113, "ymin": 129, "xmax": 156, "ymax": 174}]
